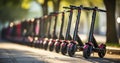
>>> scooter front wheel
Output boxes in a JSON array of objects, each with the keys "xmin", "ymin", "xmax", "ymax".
[
  {"xmin": 98, "ymin": 45, "xmax": 106, "ymax": 58},
  {"xmin": 83, "ymin": 45, "xmax": 92, "ymax": 59},
  {"xmin": 54, "ymin": 42, "xmax": 61, "ymax": 53},
  {"xmin": 49, "ymin": 41, "xmax": 54, "ymax": 51},
  {"xmin": 39, "ymin": 40, "xmax": 43, "ymax": 48},
  {"xmin": 61, "ymin": 43, "xmax": 67, "ymax": 55},
  {"xmin": 43, "ymin": 41, "xmax": 48, "ymax": 50},
  {"xmin": 68, "ymin": 43, "xmax": 77, "ymax": 57}
]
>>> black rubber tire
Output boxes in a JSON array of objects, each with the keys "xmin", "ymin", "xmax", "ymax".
[
  {"xmin": 98, "ymin": 46, "xmax": 106, "ymax": 58},
  {"xmin": 55, "ymin": 43, "xmax": 60, "ymax": 53},
  {"xmin": 43, "ymin": 42, "xmax": 48, "ymax": 50},
  {"xmin": 61, "ymin": 43, "xmax": 67, "ymax": 55},
  {"xmin": 31, "ymin": 42, "xmax": 34, "ymax": 47},
  {"xmin": 68, "ymin": 44, "xmax": 76, "ymax": 57},
  {"xmin": 39, "ymin": 43, "xmax": 43, "ymax": 48},
  {"xmin": 49, "ymin": 43, "xmax": 54, "ymax": 51},
  {"xmin": 83, "ymin": 45, "xmax": 91, "ymax": 59}
]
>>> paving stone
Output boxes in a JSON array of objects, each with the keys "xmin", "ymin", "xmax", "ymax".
[{"xmin": 0, "ymin": 58, "xmax": 13, "ymax": 63}]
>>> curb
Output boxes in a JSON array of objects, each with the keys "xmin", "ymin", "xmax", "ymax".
[{"xmin": 106, "ymin": 47, "xmax": 120, "ymax": 55}]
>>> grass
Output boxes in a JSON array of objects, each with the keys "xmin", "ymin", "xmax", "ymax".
[{"xmin": 106, "ymin": 43, "xmax": 120, "ymax": 48}]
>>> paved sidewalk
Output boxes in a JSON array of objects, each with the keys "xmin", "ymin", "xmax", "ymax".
[
  {"xmin": 0, "ymin": 42, "xmax": 90, "ymax": 63},
  {"xmin": 0, "ymin": 42, "xmax": 120, "ymax": 63},
  {"xmin": 107, "ymin": 46, "xmax": 120, "ymax": 55}
]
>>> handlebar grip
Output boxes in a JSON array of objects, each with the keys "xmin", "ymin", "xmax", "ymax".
[
  {"xmin": 66, "ymin": 10, "xmax": 70, "ymax": 12},
  {"xmin": 63, "ymin": 5, "xmax": 76, "ymax": 9},
  {"xmin": 83, "ymin": 7, "xmax": 93, "ymax": 10},
  {"xmin": 98, "ymin": 9, "xmax": 106, "ymax": 12},
  {"xmin": 63, "ymin": 7, "xmax": 70, "ymax": 9},
  {"xmin": 50, "ymin": 12, "xmax": 57, "ymax": 14},
  {"xmin": 83, "ymin": 7, "xmax": 106, "ymax": 12}
]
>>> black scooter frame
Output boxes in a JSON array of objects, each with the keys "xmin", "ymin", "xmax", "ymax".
[
  {"xmin": 67, "ymin": 5, "xmax": 84, "ymax": 57},
  {"xmin": 83, "ymin": 7, "xmax": 106, "ymax": 59}
]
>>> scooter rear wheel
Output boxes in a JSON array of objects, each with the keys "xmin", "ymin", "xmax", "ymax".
[{"xmin": 98, "ymin": 46, "xmax": 106, "ymax": 58}]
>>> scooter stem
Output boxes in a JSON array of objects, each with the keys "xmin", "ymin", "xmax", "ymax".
[{"xmin": 59, "ymin": 12, "xmax": 65, "ymax": 40}]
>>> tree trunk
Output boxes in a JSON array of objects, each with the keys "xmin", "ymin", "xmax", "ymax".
[
  {"xmin": 104, "ymin": 0, "xmax": 119, "ymax": 44},
  {"xmin": 41, "ymin": 0, "xmax": 48, "ymax": 37},
  {"xmin": 52, "ymin": 0, "xmax": 61, "ymax": 11},
  {"xmin": 41, "ymin": 0, "xmax": 48, "ymax": 15}
]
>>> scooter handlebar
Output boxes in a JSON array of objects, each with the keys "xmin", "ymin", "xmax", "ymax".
[
  {"xmin": 83, "ymin": 7, "xmax": 93, "ymax": 10},
  {"xmin": 50, "ymin": 12, "xmax": 58, "ymax": 14},
  {"xmin": 63, "ymin": 7, "xmax": 70, "ymax": 9},
  {"xmin": 83, "ymin": 7, "xmax": 106, "ymax": 12},
  {"xmin": 63, "ymin": 5, "xmax": 76, "ymax": 9},
  {"xmin": 97, "ymin": 9, "xmax": 106, "ymax": 12},
  {"xmin": 63, "ymin": 5, "xmax": 84, "ymax": 10},
  {"xmin": 70, "ymin": 5, "xmax": 83, "ymax": 9},
  {"xmin": 50, "ymin": 10, "xmax": 70, "ymax": 15}
]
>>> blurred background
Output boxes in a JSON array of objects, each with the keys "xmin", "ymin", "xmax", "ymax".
[{"xmin": 0, "ymin": 0, "xmax": 120, "ymax": 44}]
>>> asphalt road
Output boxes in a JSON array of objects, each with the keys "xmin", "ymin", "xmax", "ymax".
[{"xmin": 0, "ymin": 41, "xmax": 120, "ymax": 63}]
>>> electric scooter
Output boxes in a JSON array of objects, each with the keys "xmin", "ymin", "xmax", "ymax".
[
  {"xmin": 21, "ymin": 20, "xmax": 32, "ymax": 46},
  {"xmin": 83, "ymin": 7, "xmax": 106, "ymax": 59},
  {"xmin": 54, "ymin": 11, "xmax": 65, "ymax": 53},
  {"xmin": 38, "ymin": 17, "xmax": 47, "ymax": 48},
  {"xmin": 21, "ymin": 20, "xmax": 28, "ymax": 45},
  {"xmin": 14, "ymin": 22, "xmax": 22, "ymax": 42},
  {"xmin": 60, "ymin": 5, "xmax": 75, "ymax": 55},
  {"xmin": 26, "ymin": 19, "xmax": 35, "ymax": 46},
  {"xmin": 49, "ymin": 11, "xmax": 69, "ymax": 52},
  {"xmin": 32, "ymin": 18, "xmax": 41, "ymax": 48},
  {"xmin": 67, "ymin": 5, "xmax": 84, "ymax": 57},
  {"xmin": 32, "ymin": 16, "xmax": 47, "ymax": 48},
  {"xmin": 43, "ymin": 13, "xmax": 56, "ymax": 50},
  {"xmin": 48, "ymin": 12, "xmax": 60, "ymax": 51}
]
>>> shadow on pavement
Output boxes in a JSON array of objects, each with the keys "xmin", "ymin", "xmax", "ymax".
[
  {"xmin": 0, "ymin": 48, "xmax": 47, "ymax": 63},
  {"xmin": 74, "ymin": 53, "xmax": 120, "ymax": 63}
]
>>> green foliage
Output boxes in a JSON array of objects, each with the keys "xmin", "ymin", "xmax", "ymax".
[
  {"xmin": 0, "ymin": 0, "xmax": 30, "ymax": 23},
  {"xmin": 0, "ymin": 0, "xmax": 22, "ymax": 7},
  {"xmin": 63, "ymin": 0, "xmax": 103, "ymax": 7},
  {"xmin": 0, "ymin": 6, "xmax": 28, "ymax": 22}
]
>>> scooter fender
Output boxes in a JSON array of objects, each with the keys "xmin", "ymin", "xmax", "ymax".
[
  {"xmin": 83, "ymin": 44, "xmax": 89, "ymax": 49},
  {"xmin": 36, "ymin": 40, "xmax": 39, "ymax": 43},
  {"xmin": 28, "ymin": 36, "xmax": 33, "ymax": 42},
  {"xmin": 54, "ymin": 41, "xmax": 59, "ymax": 46},
  {"xmin": 43, "ymin": 40, "xmax": 47, "ymax": 45},
  {"xmin": 61, "ymin": 42, "xmax": 66, "ymax": 47},
  {"xmin": 68, "ymin": 43, "xmax": 77, "ymax": 52},
  {"xmin": 48, "ymin": 40, "xmax": 51, "ymax": 45},
  {"xmin": 70, "ymin": 40, "xmax": 77, "ymax": 44},
  {"xmin": 99, "ymin": 44, "xmax": 106, "ymax": 48},
  {"xmin": 68, "ymin": 43, "xmax": 73, "ymax": 50},
  {"xmin": 39, "ymin": 40, "xmax": 43, "ymax": 44},
  {"xmin": 68, "ymin": 43, "xmax": 73, "ymax": 48}
]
